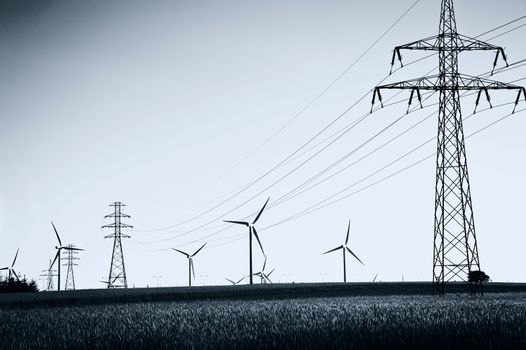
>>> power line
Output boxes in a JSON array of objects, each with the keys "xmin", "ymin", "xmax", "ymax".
[
  {"xmin": 132, "ymin": 63, "xmax": 526, "ymax": 248},
  {"xmin": 180, "ymin": 74, "xmax": 526, "ymax": 248},
  {"xmin": 267, "ymin": 62, "xmax": 526, "ymax": 209},
  {"xmin": 205, "ymin": 101, "xmax": 522, "ymax": 250},
  {"xmin": 260, "ymin": 104, "xmax": 526, "ymax": 232},
  {"xmin": 135, "ymin": 14, "xmax": 526, "ymax": 235},
  {"xmin": 135, "ymin": 0, "xmax": 423, "ymax": 216}
]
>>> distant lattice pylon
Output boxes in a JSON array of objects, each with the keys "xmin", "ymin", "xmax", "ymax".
[
  {"xmin": 102, "ymin": 202, "xmax": 132, "ymax": 289},
  {"xmin": 40, "ymin": 259, "xmax": 57, "ymax": 291}
]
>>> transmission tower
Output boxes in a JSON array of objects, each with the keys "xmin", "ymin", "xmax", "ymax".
[
  {"xmin": 40, "ymin": 259, "xmax": 57, "ymax": 291},
  {"xmin": 63, "ymin": 244, "xmax": 79, "ymax": 290},
  {"xmin": 372, "ymin": 0, "xmax": 525, "ymax": 294},
  {"xmin": 102, "ymin": 202, "xmax": 132, "ymax": 289}
]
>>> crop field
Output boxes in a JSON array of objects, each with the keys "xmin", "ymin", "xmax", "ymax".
[{"xmin": 1, "ymin": 289, "xmax": 526, "ymax": 349}]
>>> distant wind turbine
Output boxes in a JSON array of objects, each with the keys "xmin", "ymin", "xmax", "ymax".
[
  {"xmin": 224, "ymin": 197, "xmax": 269, "ymax": 285},
  {"xmin": 173, "ymin": 243, "xmax": 206, "ymax": 287},
  {"xmin": 100, "ymin": 274, "xmax": 121, "ymax": 287},
  {"xmin": 254, "ymin": 257, "xmax": 275, "ymax": 284},
  {"xmin": 50, "ymin": 221, "xmax": 84, "ymax": 291},
  {"xmin": 323, "ymin": 220, "xmax": 364, "ymax": 282},
  {"xmin": 0, "ymin": 249, "xmax": 20, "ymax": 281},
  {"xmin": 225, "ymin": 276, "xmax": 246, "ymax": 285}
]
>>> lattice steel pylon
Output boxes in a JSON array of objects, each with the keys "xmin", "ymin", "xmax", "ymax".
[
  {"xmin": 102, "ymin": 202, "xmax": 133, "ymax": 289},
  {"xmin": 40, "ymin": 259, "xmax": 57, "ymax": 291},
  {"xmin": 372, "ymin": 0, "xmax": 525, "ymax": 294},
  {"xmin": 63, "ymin": 244, "xmax": 79, "ymax": 290}
]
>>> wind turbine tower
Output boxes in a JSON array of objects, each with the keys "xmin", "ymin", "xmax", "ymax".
[
  {"xmin": 224, "ymin": 197, "xmax": 269, "ymax": 285},
  {"xmin": 63, "ymin": 244, "xmax": 79, "ymax": 290},
  {"xmin": 173, "ymin": 243, "xmax": 207, "ymax": 287},
  {"xmin": 323, "ymin": 220, "xmax": 364, "ymax": 283},
  {"xmin": 371, "ymin": 0, "xmax": 526, "ymax": 294},
  {"xmin": 0, "ymin": 249, "xmax": 20, "ymax": 281},
  {"xmin": 102, "ymin": 202, "xmax": 133, "ymax": 289}
]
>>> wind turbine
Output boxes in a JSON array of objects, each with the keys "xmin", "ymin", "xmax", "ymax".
[
  {"xmin": 254, "ymin": 257, "xmax": 275, "ymax": 284},
  {"xmin": 225, "ymin": 276, "xmax": 246, "ymax": 285},
  {"xmin": 50, "ymin": 221, "xmax": 84, "ymax": 291},
  {"xmin": 254, "ymin": 268, "xmax": 275, "ymax": 284},
  {"xmin": 224, "ymin": 197, "xmax": 269, "ymax": 285},
  {"xmin": 0, "ymin": 249, "xmax": 20, "ymax": 281},
  {"xmin": 172, "ymin": 243, "xmax": 206, "ymax": 287},
  {"xmin": 100, "ymin": 274, "xmax": 121, "ymax": 288},
  {"xmin": 323, "ymin": 220, "xmax": 364, "ymax": 282}
]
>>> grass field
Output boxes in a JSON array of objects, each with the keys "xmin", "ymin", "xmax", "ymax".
[{"xmin": 1, "ymin": 283, "xmax": 526, "ymax": 349}]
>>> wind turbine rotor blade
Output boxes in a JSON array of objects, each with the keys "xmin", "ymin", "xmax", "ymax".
[
  {"xmin": 345, "ymin": 220, "xmax": 351, "ymax": 245},
  {"xmin": 190, "ymin": 258, "xmax": 195, "ymax": 279},
  {"xmin": 172, "ymin": 248, "xmax": 189, "ymax": 257},
  {"xmin": 51, "ymin": 251, "xmax": 60, "ymax": 268},
  {"xmin": 11, "ymin": 248, "xmax": 19, "ymax": 267},
  {"xmin": 236, "ymin": 276, "xmax": 245, "ymax": 284},
  {"xmin": 266, "ymin": 268, "xmax": 275, "ymax": 277},
  {"xmin": 11, "ymin": 270, "xmax": 19, "ymax": 281},
  {"xmin": 373, "ymin": 274, "xmax": 378, "ymax": 282},
  {"xmin": 224, "ymin": 220, "xmax": 249, "ymax": 226},
  {"xmin": 51, "ymin": 221, "xmax": 62, "ymax": 246},
  {"xmin": 323, "ymin": 245, "xmax": 343, "ymax": 255},
  {"xmin": 112, "ymin": 274, "xmax": 121, "ymax": 283},
  {"xmin": 225, "ymin": 278, "xmax": 235, "ymax": 284},
  {"xmin": 0, "ymin": 267, "xmax": 9, "ymax": 271},
  {"xmin": 191, "ymin": 242, "xmax": 207, "ymax": 257},
  {"xmin": 64, "ymin": 247, "xmax": 84, "ymax": 251},
  {"xmin": 262, "ymin": 256, "xmax": 267, "ymax": 272},
  {"xmin": 251, "ymin": 227, "xmax": 265, "ymax": 256},
  {"xmin": 252, "ymin": 197, "xmax": 270, "ymax": 224},
  {"xmin": 346, "ymin": 247, "xmax": 364, "ymax": 265}
]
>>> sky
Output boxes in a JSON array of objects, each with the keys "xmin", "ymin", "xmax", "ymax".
[{"xmin": 0, "ymin": 0, "xmax": 525, "ymax": 290}]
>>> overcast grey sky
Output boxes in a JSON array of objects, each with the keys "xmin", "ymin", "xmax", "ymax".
[{"xmin": 0, "ymin": 0, "xmax": 525, "ymax": 289}]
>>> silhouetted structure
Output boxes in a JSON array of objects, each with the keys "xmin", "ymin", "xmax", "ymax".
[
  {"xmin": 0, "ymin": 249, "xmax": 20, "ymax": 281},
  {"xmin": 63, "ymin": 244, "xmax": 79, "ymax": 290},
  {"xmin": 224, "ymin": 197, "xmax": 269, "ymax": 285},
  {"xmin": 173, "ymin": 243, "xmax": 206, "ymax": 287},
  {"xmin": 323, "ymin": 220, "xmax": 364, "ymax": 282},
  {"xmin": 40, "ymin": 259, "xmax": 57, "ymax": 291},
  {"xmin": 50, "ymin": 222, "xmax": 84, "ymax": 291},
  {"xmin": 372, "ymin": 0, "xmax": 525, "ymax": 294},
  {"xmin": 102, "ymin": 202, "xmax": 132, "ymax": 289},
  {"xmin": 225, "ymin": 276, "xmax": 246, "ymax": 285},
  {"xmin": 254, "ymin": 257, "xmax": 275, "ymax": 284}
]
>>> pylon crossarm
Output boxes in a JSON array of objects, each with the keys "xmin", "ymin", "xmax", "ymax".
[
  {"xmin": 391, "ymin": 33, "xmax": 507, "ymax": 70},
  {"xmin": 456, "ymin": 34, "xmax": 504, "ymax": 52},
  {"xmin": 102, "ymin": 223, "xmax": 133, "ymax": 229},
  {"xmin": 373, "ymin": 74, "xmax": 525, "ymax": 113},
  {"xmin": 104, "ymin": 213, "xmax": 131, "ymax": 218},
  {"xmin": 104, "ymin": 234, "xmax": 131, "ymax": 239},
  {"xmin": 377, "ymin": 73, "xmax": 524, "ymax": 91}
]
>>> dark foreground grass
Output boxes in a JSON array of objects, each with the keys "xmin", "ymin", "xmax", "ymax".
[{"xmin": 1, "ymin": 293, "xmax": 526, "ymax": 349}]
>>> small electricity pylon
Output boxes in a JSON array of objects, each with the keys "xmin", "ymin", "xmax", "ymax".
[
  {"xmin": 63, "ymin": 244, "xmax": 79, "ymax": 290},
  {"xmin": 102, "ymin": 202, "xmax": 132, "ymax": 289},
  {"xmin": 40, "ymin": 259, "xmax": 57, "ymax": 291},
  {"xmin": 372, "ymin": 0, "xmax": 526, "ymax": 294}
]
